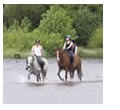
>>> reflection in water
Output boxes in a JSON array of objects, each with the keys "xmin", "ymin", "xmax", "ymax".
[
  {"xmin": 26, "ymin": 82, "xmax": 47, "ymax": 87},
  {"xmin": 5, "ymin": 79, "xmax": 103, "ymax": 86}
]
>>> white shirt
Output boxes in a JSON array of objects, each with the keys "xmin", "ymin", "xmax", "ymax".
[{"xmin": 32, "ymin": 45, "xmax": 43, "ymax": 56}]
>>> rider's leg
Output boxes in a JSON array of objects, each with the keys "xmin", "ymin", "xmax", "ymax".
[
  {"xmin": 37, "ymin": 56, "xmax": 44, "ymax": 71},
  {"xmin": 69, "ymin": 51, "xmax": 74, "ymax": 72}
]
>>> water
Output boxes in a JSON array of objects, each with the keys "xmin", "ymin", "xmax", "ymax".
[{"xmin": 3, "ymin": 58, "xmax": 103, "ymax": 104}]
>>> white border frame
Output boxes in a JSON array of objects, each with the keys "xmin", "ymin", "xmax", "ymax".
[
  {"xmin": 1, "ymin": 0, "xmax": 120, "ymax": 110},
  {"xmin": 2, "ymin": 0, "xmax": 104, "ymax": 4}
]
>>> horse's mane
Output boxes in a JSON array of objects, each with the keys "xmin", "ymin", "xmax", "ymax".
[
  {"xmin": 57, "ymin": 49, "xmax": 65, "ymax": 55},
  {"xmin": 57, "ymin": 48, "xmax": 68, "ymax": 62}
]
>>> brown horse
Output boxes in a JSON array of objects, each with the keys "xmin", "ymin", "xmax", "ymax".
[{"xmin": 56, "ymin": 49, "xmax": 82, "ymax": 81}]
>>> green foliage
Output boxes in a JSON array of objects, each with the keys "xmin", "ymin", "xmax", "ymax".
[
  {"xmin": 3, "ymin": 4, "xmax": 103, "ymax": 58},
  {"xmin": 4, "ymin": 27, "xmax": 64, "ymax": 57},
  {"xmin": 39, "ymin": 5, "xmax": 76, "ymax": 38},
  {"xmin": 72, "ymin": 6, "xmax": 102, "ymax": 45},
  {"xmin": 32, "ymin": 29, "xmax": 64, "ymax": 56},
  {"xmin": 7, "ymin": 17, "xmax": 32, "ymax": 33},
  {"xmin": 77, "ymin": 47, "xmax": 103, "ymax": 58},
  {"xmin": 20, "ymin": 17, "xmax": 32, "ymax": 32},
  {"xmin": 54, "ymin": 4, "xmax": 103, "ymax": 45},
  {"xmin": 3, "ymin": 4, "xmax": 50, "ymax": 28},
  {"xmin": 87, "ymin": 25, "xmax": 103, "ymax": 48},
  {"xmin": 8, "ymin": 19, "xmax": 19, "ymax": 32},
  {"xmin": 3, "ymin": 24, "xmax": 7, "ymax": 32},
  {"xmin": 4, "ymin": 29, "xmax": 33, "ymax": 52}
]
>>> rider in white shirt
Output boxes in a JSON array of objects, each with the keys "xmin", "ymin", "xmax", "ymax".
[
  {"xmin": 31, "ymin": 39, "xmax": 44, "ymax": 71},
  {"xmin": 31, "ymin": 39, "xmax": 43, "ymax": 57}
]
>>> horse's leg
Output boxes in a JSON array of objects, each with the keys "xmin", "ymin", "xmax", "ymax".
[
  {"xmin": 36, "ymin": 74, "xmax": 39, "ymax": 82},
  {"xmin": 80, "ymin": 69, "xmax": 83, "ymax": 81},
  {"xmin": 44, "ymin": 71, "xmax": 47, "ymax": 79},
  {"xmin": 65, "ymin": 69, "xmax": 68, "ymax": 82},
  {"xmin": 42, "ymin": 71, "xmax": 45, "ymax": 81},
  {"xmin": 57, "ymin": 69, "xmax": 64, "ymax": 81},
  {"xmin": 43, "ymin": 71, "xmax": 47, "ymax": 81},
  {"xmin": 70, "ymin": 70, "xmax": 75, "ymax": 79},
  {"xmin": 39, "ymin": 72, "xmax": 41, "ymax": 82},
  {"xmin": 28, "ymin": 74, "xmax": 30, "ymax": 80},
  {"xmin": 27, "ymin": 67, "xmax": 33, "ymax": 80},
  {"xmin": 77, "ymin": 69, "xmax": 82, "ymax": 81},
  {"xmin": 36, "ymin": 72, "xmax": 41, "ymax": 82}
]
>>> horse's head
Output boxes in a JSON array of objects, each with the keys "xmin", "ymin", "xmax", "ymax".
[
  {"xmin": 26, "ymin": 56, "xmax": 34, "ymax": 70},
  {"xmin": 56, "ymin": 49, "xmax": 64, "ymax": 62}
]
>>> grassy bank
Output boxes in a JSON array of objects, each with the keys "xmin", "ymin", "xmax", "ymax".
[
  {"xmin": 3, "ymin": 48, "xmax": 29, "ymax": 59},
  {"xmin": 3, "ymin": 47, "xmax": 103, "ymax": 59},
  {"xmin": 77, "ymin": 47, "xmax": 103, "ymax": 58}
]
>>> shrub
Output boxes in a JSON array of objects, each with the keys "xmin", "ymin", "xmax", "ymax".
[
  {"xmin": 87, "ymin": 25, "xmax": 103, "ymax": 48},
  {"xmin": 4, "ymin": 28, "xmax": 64, "ymax": 57},
  {"xmin": 32, "ymin": 29, "xmax": 64, "ymax": 56},
  {"xmin": 39, "ymin": 5, "xmax": 76, "ymax": 39}
]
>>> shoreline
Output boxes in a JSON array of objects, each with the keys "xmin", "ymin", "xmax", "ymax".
[{"xmin": 3, "ymin": 47, "xmax": 103, "ymax": 59}]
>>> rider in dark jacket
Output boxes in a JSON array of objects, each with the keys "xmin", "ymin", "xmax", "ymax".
[{"xmin": 63, "ymin": 35, "xmax": 74, "ymax": 70}]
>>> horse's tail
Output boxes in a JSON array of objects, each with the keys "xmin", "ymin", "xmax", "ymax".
[
  {"xmin": 75, "ymin": 55, "xmax": 82, "ymax": 81},
  {"xmin": 76, "ymin": 65, "xmax": 82, "ymax": 81},
  {"xmin": 78, "ymin": 60, "xmax": 83, "ymax": 81}
]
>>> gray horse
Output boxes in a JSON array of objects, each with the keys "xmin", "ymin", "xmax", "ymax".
[{"xmin": 26, "ymin": 55, "xmax": 48, "ymax": 82}]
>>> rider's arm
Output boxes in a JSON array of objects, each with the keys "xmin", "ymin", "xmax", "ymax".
[
  {"xmin": 41, "ymin": 46, "xmax": 43, "ymax": 56},
  {"xmin": 66, "ymin": 42, "xmax": 73, "ymax": 50},
  {"xmin": 63, "ymin": 42, "xmax": 66, "ymax": 49},
  {"xmin": 75, "ymin": 46, "xmax": 78, "ymax": 55}
]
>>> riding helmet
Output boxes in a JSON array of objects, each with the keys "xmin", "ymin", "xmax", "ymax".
[
  {"xmin": 65, "ymin": 35, "xmax": 71, "ymax": 40},
  {"xmin": 35, "ymin": 39, "xmax": 40, "ymax": 43}
]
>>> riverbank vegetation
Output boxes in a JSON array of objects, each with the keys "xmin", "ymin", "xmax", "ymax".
[{"xmin": 3, "ymin": 4, "xmax": 103, "ymax": 58}]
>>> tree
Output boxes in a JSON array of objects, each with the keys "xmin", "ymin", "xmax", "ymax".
[
  {"xmin": 3, "ymin": 4, "xmax": 50, "ymax": 28},
  {"xmin": 39, "ymin": 5, "xmax": 76, "ymax": 39},
  {"xmin": 87, "ymin": 25, "xmax": 103, "ymax": 48},
  {"xmin": 72, "ymin": 5, "xmax": 103, "ymax": 45},
  {"xmin": 20, "ymin": 17, "xmax": 32, "ymax": 32}
]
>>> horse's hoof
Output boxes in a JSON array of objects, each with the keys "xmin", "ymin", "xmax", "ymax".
[
  {"xmin": 28, "ymin": 76, "xmax": 30, "ymax": 80},
  {"xmin": 61, "ymin": 78, "xmax": 64, "ymax": 82},
  {"xmin": 80, "ymin": 77, "xmax": 84, "ymax": 81}
]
